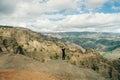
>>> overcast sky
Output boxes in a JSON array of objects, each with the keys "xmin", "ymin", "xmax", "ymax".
[{"xmin": 0, "ymin": 0, "xmax": 120, "ymax": 32}]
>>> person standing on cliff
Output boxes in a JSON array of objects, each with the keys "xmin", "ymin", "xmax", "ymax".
[{"xmin": 61, "ymin": 48, "xmax": 65, "ymax": 60}]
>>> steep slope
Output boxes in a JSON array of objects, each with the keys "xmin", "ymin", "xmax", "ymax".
[
  {"xmin": 0, "ymin": 54, "xmax": 106, "ymax": 80},
  {"xmin": 0, "ymin": 69, "xmax": 62, "ymax": 80},
  {"xmin": 46, "ymin": 32, "xmax": 120, "ymax": 53},
  {"xmin": 0, "ymin": 26, "xmax": 84, "ymax": 61},
  {"xmin": 104, "ymin": 48, "xmax": 120, "ymax": 60},
  {"xmin": 0, "ymin": 26, "xmax": 120, "ymax": 80}
]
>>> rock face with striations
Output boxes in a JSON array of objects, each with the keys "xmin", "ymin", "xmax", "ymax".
[
  {"xmin": 0, "ymin": 26, "xmax": 84, "ymax": 61},
  {"xmin": 0, "ymin": 26, "xmax": 120, "ymax": 80}
]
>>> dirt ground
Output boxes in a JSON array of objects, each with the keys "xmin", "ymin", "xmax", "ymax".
[{"xmin": 0, "ymin": 69, "xmax": 63, "ymax": 80}]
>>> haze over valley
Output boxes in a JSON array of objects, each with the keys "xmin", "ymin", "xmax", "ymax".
[
  {"xmin": 0, "ymin": 26, "xmax": 119, "ymax": 80},
  {"xmin": 0, "ymin": 0, "xmax": 120, "ymax": 80},
  {"xmin": 45, "ymin": 32, "xmax": 120, "ymax": 59}
]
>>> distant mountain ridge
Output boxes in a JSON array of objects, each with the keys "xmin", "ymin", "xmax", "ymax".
[
  {"xmin": 45, "ymin": 32, "xmax": 120, "ymax": 54},
  {"xmin": 44, "ymin": 32, "xmax": 120, "ymax": 39},
  {"xmin": 0, "ymin": 25, "xmax": 120, "ymax": 80}
]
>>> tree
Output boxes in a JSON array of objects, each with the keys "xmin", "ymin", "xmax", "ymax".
[{"xmin": 16, "ymin": 45, "xmax": 24, "ymax": 55}]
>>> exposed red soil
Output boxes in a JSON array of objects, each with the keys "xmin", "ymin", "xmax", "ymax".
[{"xmin": 0, "ymin": 69, "xmax": 63, "ymax": 80}]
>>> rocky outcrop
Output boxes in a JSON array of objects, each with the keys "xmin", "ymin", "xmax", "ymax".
[
  {"xmin": 0, "ymin": 54, "xmax": 107, "ymax": 80},
  {"xmin": 0, "ymin": 26, "xmax": 120, "ymax": 80},
  {"xmin": 64, "ymin": 48, "xmax": 120, "ymax": 80},
  {"xmin": 0, "ymin": 26, "xmax": 84, "ymax": 61},
  {"xmin": 77, "ymin": 50, "xmax": 120, "ymax": 80}
]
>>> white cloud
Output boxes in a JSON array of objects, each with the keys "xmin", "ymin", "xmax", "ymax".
[
  {"xmin": 0, "ymin": 0, "xmax": 18, "ymax": 14},
  {"xmin": 45, "ymin": 0, "xmax": 78, "ymax": 11},
  {"xmin": 40, "ymin": 14, "xmax": 65, "ymax": 20},
  {"xmin": 21, "ymin": 13, "xmax": 120, "ymax": 32},
  {"xmin": 0, "ymin": 0, "xmax": 120, "ymax": 33},
  {"xmin": 1, "ymin": 13, "xmax": 120, "ymax": 32},
  {"xmin": 59, "ymin": 13, "xmax": 120, "ymax": 26},
  {"xmin": 112, "ymin": 6, "xmax": 120, "ymax": 10},
  {"xmin": 4, "ymin": 0, "xmax": 81, "ymax": 18},
  {"xmin": 28, "ymin": 19, "xmax": 58, "ymax": 32},
  {"xmin": 0, "ymin": 0, "xmax": 109, "ymax": 18},
  {"xmin": 85, "ymin": 0, "xmax": 108, "ymax": 11}
]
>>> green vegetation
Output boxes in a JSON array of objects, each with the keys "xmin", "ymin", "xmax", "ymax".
[
  {"xmin": 3, "ymin": 39, "xmax": 8, "ymax": 47},
  {"xmin": 0, "ymin": 25, "xmax": 13, "ymax": 28},
  {"xmin": 71, "ymin": 61, "xmax": 76, "ymax": 65},
  {"xmin": 0, "ymin": 26, "xmax": 120, "ymax": 80},
  {"xmin": 62, "ymin": 37, "xmax": 120, "ymax": 52},
  {"xmin": 41, "ymin": 58, "xmax": 45, "ymax": 62},
  {"xmin": 66, "ymin": 55, "xmax": 70, "ymax": 60},
  {"xmin": 53, "ymin": 53, "xmax": 59, "ymax": 60},
  {"xmin": 48, "ymin": 32, "xmax": 120, "ymax": 53},
  {"xmin": 16, "ymin": 45, "xmax": 24, "ymax": 55}
]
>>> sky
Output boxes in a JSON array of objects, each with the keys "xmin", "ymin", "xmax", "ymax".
[{"xmin": 0, "ymin": 0, "xmax": 120, "ymax": 33}]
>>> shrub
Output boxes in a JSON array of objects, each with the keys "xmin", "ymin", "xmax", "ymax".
[{"xmin": 53, "ymin": 53, "xmax": 59, "ymax": 60}]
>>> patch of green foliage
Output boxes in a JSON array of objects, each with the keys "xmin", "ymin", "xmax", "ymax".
[{"xmin": 53, "ymin": 53, "xmax": 59, "ymax": 60}]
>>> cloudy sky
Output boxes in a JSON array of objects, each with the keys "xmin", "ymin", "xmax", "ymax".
[{"xmin": 0, "ymin": 0, "xmax": 120, "ymax": 32}]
